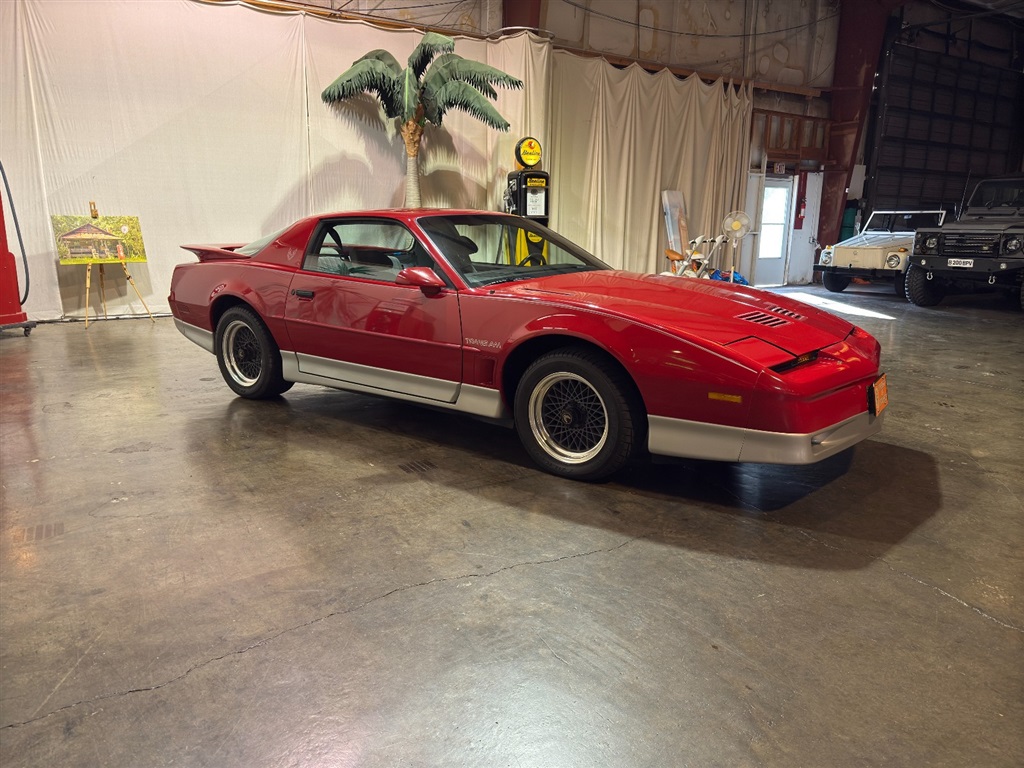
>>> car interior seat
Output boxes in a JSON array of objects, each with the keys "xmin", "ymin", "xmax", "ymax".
[{"xmin": 424, "ymin": 220, "xmax": 478, "ymax": 274}]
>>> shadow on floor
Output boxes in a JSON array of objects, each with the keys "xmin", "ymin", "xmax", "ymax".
[{"xmin": 189, "ymin": 390, "xmax": 941, "ymax": 572}]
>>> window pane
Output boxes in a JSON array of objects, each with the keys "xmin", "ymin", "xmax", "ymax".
[
  {"xmin": 758, "ymin": 223, "xmax": 785, "ymax": 260},
  {"xmin": 762, "ymin": 187, "xmax": 790, "ymax": 224}
]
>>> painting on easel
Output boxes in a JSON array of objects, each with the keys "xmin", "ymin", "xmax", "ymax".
[
  {"xmin": 51, "ymin": 214, "xmax": 153, "ymax": 326},
  {"xmin": 51, "ymin": 215, "xmax": 147, "ymax": 264}
]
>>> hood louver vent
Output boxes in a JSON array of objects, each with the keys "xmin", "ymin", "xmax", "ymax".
[
  {"xmin": 737, "ymin": 310, "xmax": 791, "ymax": 328},
  {"xmin": 768, "ymin": 306, "xmax": 804, "ymax": 320}
]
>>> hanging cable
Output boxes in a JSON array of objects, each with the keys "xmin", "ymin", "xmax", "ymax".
[
  {"xmin": 558, "ymin": 0, "xmax": 838, "ymax": 39},
  {"xmin": 0, "ymin": 159, "xmax": 30, "ymax": 306}
]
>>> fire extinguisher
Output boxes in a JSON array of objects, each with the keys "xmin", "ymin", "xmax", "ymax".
[{"xmin": 794, "ymin": 171, "xmax": 807, "ymax": 230}]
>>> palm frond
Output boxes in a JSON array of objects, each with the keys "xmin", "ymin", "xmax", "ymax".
[
  {"xmin": 356, "ymin": 49, "xmax": 402, "ymax": 75},
  {"xmin": 421, "ymin": 55, "xmax": 496, "ymax": 101},
  {"xmin": 321, "ymin": 59, "xmax": 402, "ymax": 118},
  {"xmin": 423, "ymin": 54, "xmax": 523, "ymax": 99},
  {"xmin": 428, "ymin": 81, "xmax": 512, "ymax": 131},
  {"xmin": 407, "ymin": 32, "xmax": 455, "ymax": 79},
  {"xmin": 400, "ymin": 67, "xmax": 421, "ymax": 123}
]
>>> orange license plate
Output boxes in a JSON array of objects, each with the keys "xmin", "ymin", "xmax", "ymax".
[{"xmin": 870, "ymin": 374, "xmax": 888, "ymax": 415}]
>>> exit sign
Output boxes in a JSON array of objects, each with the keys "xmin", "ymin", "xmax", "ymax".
[{"xmin": 773, "ymin": 162, "xmax": 786, "ymax": 174}]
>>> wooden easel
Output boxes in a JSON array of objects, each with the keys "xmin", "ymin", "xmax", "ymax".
[{"xmin": 84, "ymin": 259, "xmax": 154, "ymax": 328}]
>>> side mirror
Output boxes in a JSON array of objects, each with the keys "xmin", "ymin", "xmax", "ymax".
[{"xmin": 396, "ymin": 266, "xmax": 447, "ymax": 297}]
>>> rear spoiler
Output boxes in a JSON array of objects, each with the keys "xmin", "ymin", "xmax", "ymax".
[{"xmin": 181, "ymin": 244, "xmax": 248, "ymax": 262}]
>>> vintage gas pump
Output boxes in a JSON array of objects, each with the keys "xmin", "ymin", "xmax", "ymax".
[
  {"xmin": 504, "ymin": 137, "xmax": 549, "ymax": 222},
  {"xmin": 503, "ymin": 137, "xmax": 550, "ymax": 265},
  {"xmin": 0, "ymin": 161, "xmax": 35, "ymax": 335}
]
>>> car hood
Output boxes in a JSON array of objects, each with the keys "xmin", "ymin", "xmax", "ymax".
[
  {"xmin": 498, "ymin": 271, "xmax": 854, "ymax": 356},
  {"xmin": 939, "ymin": 218, "xmax": 1024, "ymax": 232}
]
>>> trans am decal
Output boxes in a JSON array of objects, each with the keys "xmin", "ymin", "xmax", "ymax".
[{"xmin": 465, "ymin": 337, "xmax": 502, "ymax": 350}]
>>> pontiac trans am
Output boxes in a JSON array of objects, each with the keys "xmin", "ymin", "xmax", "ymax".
[{"xmin": 169, "ymin": 210, "xmax": 887, "ymax": 481}]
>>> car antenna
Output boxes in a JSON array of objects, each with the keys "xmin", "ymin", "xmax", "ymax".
[{"xmin": 956, "ymin": 171, "xmax": 971, "ymax": 219}]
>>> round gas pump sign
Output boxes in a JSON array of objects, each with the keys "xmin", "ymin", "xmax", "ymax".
[{"xmin": 515, "ymin": 137, "xmax": 542, "ymax": 168}]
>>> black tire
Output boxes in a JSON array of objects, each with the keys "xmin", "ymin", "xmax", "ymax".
[
  {"xmin": 894, "ymin": 270, "xmax": 906, "ymax": 297},
  {"xmin": 904, "ymin": 263, "xmax": 945, "ymax": 307},
  {"xmin": 822, "ymin": 272, "xmax": 850, "ymax": 293},
  {"xmin": 215, "ymin": 306, "xmax": 293, "ymax": 399},
  {"xmin": 1019, "ymin": 281, "xmax": 1023, "ymax": 311},
  {"xmin": 514, "ymin": 348, "xmax": 643, "ymax": 481}
]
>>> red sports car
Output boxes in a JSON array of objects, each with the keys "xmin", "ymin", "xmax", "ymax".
[{"xmin": 169, "ymin": 210, "xmax": 887, "ymax": 481}]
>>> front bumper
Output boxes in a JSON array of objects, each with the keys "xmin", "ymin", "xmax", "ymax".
[
  {"xmin": 913, "ymin": 254, "xmax": 1024, "ymax": 278},
  {"xmin": 647, "ymin": 409, "xmax": 884, "ymax": 465},
  {"xmin": 814, "ymin": 264, "xmax": 901, "ymax": 279}
]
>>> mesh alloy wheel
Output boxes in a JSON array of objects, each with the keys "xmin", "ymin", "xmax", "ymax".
[
  {"xmin": 221, "ymin": 319, "xmax": 263, "ymax": 387},
  {"xmin": 214, "ymin": 306, "xmax": 292, "ymax": 399},
  {"xmin": 527, "ymin": 371, "xmax": 609, "ymax": 464}
]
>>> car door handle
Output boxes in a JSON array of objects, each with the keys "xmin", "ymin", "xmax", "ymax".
[{"xmin": 292, "ymin": 289, "xmax": 315, "ymax": 298}]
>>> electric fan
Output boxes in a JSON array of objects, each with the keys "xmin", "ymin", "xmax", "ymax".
[{"xmin": 721, "ymin": 211, "xmax": 752, "ymax": 283}]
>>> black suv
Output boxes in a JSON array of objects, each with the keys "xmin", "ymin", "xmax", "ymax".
[{"xmin": 905, "ymin": 174, "xmax": 1024, "ymax": 310}]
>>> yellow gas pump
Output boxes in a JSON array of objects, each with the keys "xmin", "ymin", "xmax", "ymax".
[{"xmin": 503, "ymin": 137, "xmax": 549, "ymax": 266}]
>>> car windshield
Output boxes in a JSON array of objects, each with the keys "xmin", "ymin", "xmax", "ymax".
[
  {"xmin": 417, "ymin": 213, "xmax": 610, "ymax": 288},
  {"xmin": 967, "ymin": 179, "xmax": 1024, "ymax": 210},
  {"xmin": 863, "ymin": 211, "xmax": 944, "ymax": 232}
]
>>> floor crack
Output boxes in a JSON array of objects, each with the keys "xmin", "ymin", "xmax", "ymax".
[
  {"xmin": 794, "ymin": 529, "xmax": 1023, "ymax": 633},
  {"xmin": 1, "ymin": 537, "xmax": 641, "ymax": 730}
]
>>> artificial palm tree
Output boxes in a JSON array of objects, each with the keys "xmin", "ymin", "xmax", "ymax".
[{"xmin": 321, "ymin": 32, "xmax": 523, "ymax": 207}]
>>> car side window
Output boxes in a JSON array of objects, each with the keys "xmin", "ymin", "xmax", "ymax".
[
  {"xmin": 304, "ymin": 220, "xmax": 441, "ymax": 284},
  {"xmin": 305, "ymin": 225, "xmax": 349, "ymax": 274}
]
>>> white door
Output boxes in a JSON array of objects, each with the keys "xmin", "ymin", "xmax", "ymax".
[
  {"xmin": 787, "ymin": 172, "xmax": 823, "ymax": 285},
  {"xmin": 755, "ymin": 176, "xmax": 794, "ymax": 287}
]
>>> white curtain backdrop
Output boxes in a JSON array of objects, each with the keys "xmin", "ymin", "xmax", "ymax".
[
  {"xmin": 2, "ymin": 1, "xmax": 312, "ymax": 320},
  {"xmin": 548, "ymin": 53, "xmax": 752, "ymax": 274},
  {"xmin": 2, "ymin": 0, "xmax": 749, "ymax": 322},
  {"xmin": 0, "ymin": 1, "xmax": 544, "ymax": 320}
]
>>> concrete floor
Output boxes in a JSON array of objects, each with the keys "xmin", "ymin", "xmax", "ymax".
[{"xmin": 1, "ymin": 283, "xmax": 1021, "ymax": 767}]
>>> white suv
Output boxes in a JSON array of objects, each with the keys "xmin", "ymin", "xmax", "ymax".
[{"xmin": 815, "ymin": 210, "xmax": 946, "ymax": 295}]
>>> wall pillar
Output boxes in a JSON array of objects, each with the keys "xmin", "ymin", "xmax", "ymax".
[
  {"xmin": 502, "ymin": 0, "xmax": 541, "ymax": 29},
  {"xmin": 819, "ymin": 0, "xmax": 903, "ymax": 249}
]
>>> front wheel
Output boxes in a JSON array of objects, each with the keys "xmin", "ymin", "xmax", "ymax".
[
  {"xmin": 822, "ymin": 272, "xmax": 850, "ymax": 293},
  {"xmin": 904, "ymin": 263, "xmax": 945, "ymax": 307},
  {"xmin": 894, "ymin": 270, "xmax": 906, "ymax": 297},
  {"xmin": 215, "ymin": 306, "xmax": 293, "ymax": 399},
  {"xmin": 514, "ymin": 348, "xmax": 643, "ymax": 481}
]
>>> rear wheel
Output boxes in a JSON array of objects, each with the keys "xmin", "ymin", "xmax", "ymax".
[
  {"xmin": 215, "ymin": 306, "xmax": 293, "ymax": 399},
  {"xmin": 822, "ymin": 272, "xmax": 850, "ymax": 293},
  {"xmin": 514, "ymin": 348, "xmax": 643, "ymax": 481},
  {"xmin": 904, "ymin": 264, "xmax": 945, "ymax": 307}
]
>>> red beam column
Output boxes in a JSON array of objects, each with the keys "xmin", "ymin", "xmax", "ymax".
[
  {"xmin": 819, "ymin": 0, "xmax": 903, "ymax": 250},
  {"xmin": 503, "ymin": 0, "xmax": 542, "ymax": 29}
]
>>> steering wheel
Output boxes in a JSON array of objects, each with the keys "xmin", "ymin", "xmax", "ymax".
[{"xmin": 516, "ymin": 253, "xmax": 547, "ymax": 267}]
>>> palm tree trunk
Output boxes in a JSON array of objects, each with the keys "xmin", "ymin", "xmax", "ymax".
[
  {"xmin": 400, "ymin": 117, "xmax": 424, "ymax": 208},
  {"xmin": 405, "ymin": 153, "xmax": 420, "ymax": 208}
]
